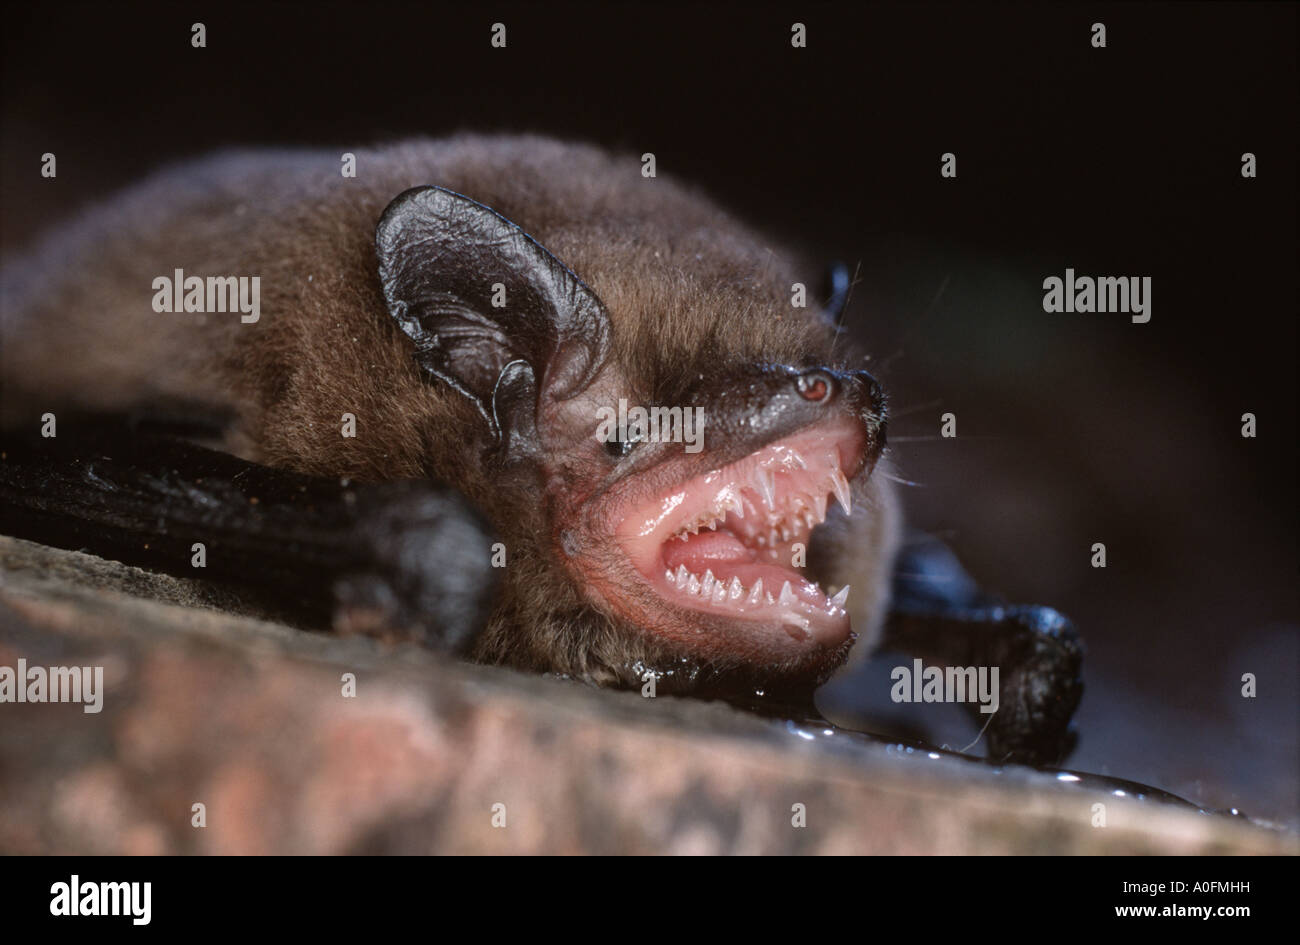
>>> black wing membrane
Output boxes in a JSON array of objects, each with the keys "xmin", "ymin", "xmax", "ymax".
[{"xmin": 0, "ymin": 417, "xmax": 499, "ymax": 654}]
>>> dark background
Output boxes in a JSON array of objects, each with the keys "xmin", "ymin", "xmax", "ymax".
[{"xmin": 3, "ymin": 2, "xmax": 1296, "ymax": 824}]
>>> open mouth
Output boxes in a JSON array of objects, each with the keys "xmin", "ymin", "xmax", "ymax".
[{"xmin": 615, "ymin": 420, "xmax": 867, "ymax": 647}]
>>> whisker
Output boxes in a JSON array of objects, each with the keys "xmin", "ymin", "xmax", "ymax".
[
  {"xmin": 923, "ymin": 271, "xmax": 952, "ymax": 319},
  {"xmin": 874, "ymin": 271, "xmax": 954, "ymax": 376},
  {"xmin": 958, "ymin": 709, "xmax": 997, "ymax": 755},
  {"xmin": 874, "ymin": 346, "xmax": 905, "ymax": 375},
  {"xmin": 827, "ymin": 260, "xmax": 863, "ymax": 359},
  {"xmin": 900, "ymin": 529, "xmax": 960, "ymax": 545},
  {"xmin": 880, "ymin": 472, "xmax": 925, "ymax": 487},
  {"xmin": 888, "ymin": 434, "xmax": 1006, "ymax": 443},
  {"xmin": 889, "ymin": 399, "xmax": 943, "ymax": 419}
]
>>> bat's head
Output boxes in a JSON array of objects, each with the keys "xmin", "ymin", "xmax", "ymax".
[{"xmin": 376, "ymin": 184, "xmax": 892, "ymax": 697}]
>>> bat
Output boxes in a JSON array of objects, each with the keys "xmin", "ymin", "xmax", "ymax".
[{"xmin": 0, "ymin": 135, "xmax": 1081, "ymax": 763}]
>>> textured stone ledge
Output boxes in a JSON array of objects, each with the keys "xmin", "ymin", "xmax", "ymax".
[{"xmin": 1, "ymin": 536, "xmax": 1293, "ymax": 855}]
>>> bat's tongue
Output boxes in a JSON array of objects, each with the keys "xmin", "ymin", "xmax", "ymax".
[
  {"xmin": 658, "ymin": 525, "xmax": 834, "ymax": 626},
  {"xmin": 660, "ymin": 529, "xmax": 754, "ymax": 573}
]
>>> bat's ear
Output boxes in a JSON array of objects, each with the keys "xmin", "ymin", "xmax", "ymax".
[{"xmin": 375, "ymin": 186, "xmax": 611, "ymax": 456}]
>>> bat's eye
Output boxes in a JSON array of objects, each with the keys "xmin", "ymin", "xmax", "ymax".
[
  {"xmin": 604, "ymin": 436, "xmax": 638, "ymax": 459},
  {"xmin": 796, "ymin": 371, "xmax": 831, "ymax": 402}
]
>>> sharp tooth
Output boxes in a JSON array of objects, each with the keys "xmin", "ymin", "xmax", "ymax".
[
  {"xmin": 675, "ymin": 565, "xmax": 690, "ymax": 588},
  {"xmin": 748, "ymin": 578, "xmax": 764, "ymax": 604},
  {"xmin": 687, "ymin": 574, "xmax": 701, "ymax": 595},
  {"xmin": 790, "ymin": 449, "xmax": 807, "ymax": 470},
  {"xmin": 769, "ymin": 528, "xmax": 780, "ymax": 546},
  {"xmin": 830, "ymin": 469, "xmax": 852, "ymax": 516},
  {"xmin": 804, "ymin": 510, "xmax": 817, "ymax": 530},
  {"xmin": 779, "ymin": 581, "xmax": 796, "ymax": 606},
  {"xmin": 811, "ymin": 492, "xmax": 828, "ymax": 523},
  {"xmin": 765, "ymin": 592, "xmax": 776, "ymax": 605},
  {"xmin": 707, "ymin": 520, "xmax": 718, "ymax": 530},
  {"xmin": 688, "ymin": 523, "xmax": 699, "ymax": 535},
  {"xmin": 728, "ymin": 576, "xmax": 744, "ymax": 600},
  {"xmin": 701, "ymin": 570, "xmax": 716, "ymax": 596},
  {"xmin": 756, "ymin": 466, "xmax": 777, "ymax": 509},
  {"xmin": 712, "ymin": 582, "xmax": 726, "ymax": 603},
  {"xmin": 830, "ymin": 585, "xmax": 850, "ymax": 609},
  {"xmin": 664, "ymin": 569, "xmax": 674, "ymax": 583},
  {"xmin": 755, "ymin": 534, "xmax": 767, "ymax": 547}
]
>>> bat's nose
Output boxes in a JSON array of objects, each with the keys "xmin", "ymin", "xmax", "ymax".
[
  {"xmin": 843, "ymin": 368, "xmax": 886, "ymax": 419},
  {"xmin": 791, "ymin": 367, "xmax": 888, "ymax": 463}
]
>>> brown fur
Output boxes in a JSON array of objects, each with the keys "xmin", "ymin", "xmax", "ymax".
[{"xmin": 1, "ymin": 134, "xmax": 900, "ymax": 690}]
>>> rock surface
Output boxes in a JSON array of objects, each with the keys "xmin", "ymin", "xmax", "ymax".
[{"xmin": 1, "ymin": 535, "xmax": 1294, "ymax": 855}]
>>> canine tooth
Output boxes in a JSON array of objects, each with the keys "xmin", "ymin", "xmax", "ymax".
[
  {"xmin": 830, "ymin": 585, "xmax": 850, "ymax": 609},
  {"xmin": 675, "ymin": 565, "xmax": 690, "ymax": 588},
  {"xmin": 701, "ymin": 570, "xmax": 716, "ymax": 596},
  {"xmin": 756, "ymin": 466, "xmax": 776, "ymax": 509},
  {"xmin": 779, "ymin": 581, "xmax": 796, "ymax": 606},
  {"xmin": 728, "ymin": 576, "xmax": 743, "ymax": 600},
  {"xmin": 830, "ymin": 469, "xmax": 852, "ymax": 516},
  {"xmin": 748, "ymin": 578, "xmax": 764, "ymax": 604},
  {"xmin": 687, "ymin": 574, "xmax": 701, "ymax": 595}
]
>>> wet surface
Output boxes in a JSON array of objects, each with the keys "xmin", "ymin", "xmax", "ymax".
[{"xmin": 775, "ymin": 714, "xmax": 1246, "ymax": 819}]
